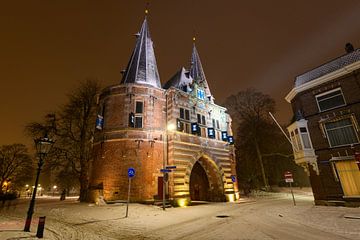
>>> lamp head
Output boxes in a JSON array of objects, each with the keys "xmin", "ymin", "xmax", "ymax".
[{"xmin": 35, "ymin": 134, "xmax": 54, "ymax": 156}]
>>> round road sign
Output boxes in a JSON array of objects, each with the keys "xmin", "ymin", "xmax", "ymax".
[{"xmin": 128, "ymin": 168, "xmax": 135, "ymax": 178}]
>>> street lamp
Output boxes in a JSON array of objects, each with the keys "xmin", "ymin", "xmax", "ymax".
[
  {"xmin": 24, "ymin": 135, "xmax": 54, "ymax": 232},
  {"xmin": 53, "ymin": 185, "xmax": 57, "ymax": 196}
]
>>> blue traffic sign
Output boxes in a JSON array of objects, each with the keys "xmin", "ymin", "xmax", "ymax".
[
  {"xmin": 128, "ymin": 168, "xmax": 135, "ymax": 178},
  {"xmin": 231, "ymin": 175, "xmax": 237, "ymax": 183},
  {"xmin": 166, "ymin": 165, "xmax": 177, "ymax": 169},
  {"xmin": 160, "ymin": 169, "xmax": 172, "ymax": 173}
]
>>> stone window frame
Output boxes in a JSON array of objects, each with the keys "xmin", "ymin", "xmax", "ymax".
[
  {"xmin": 319, "ymin": 114, "xmax": 360, "ymax": 148},
  {"xmin": 179, "ymin": 107, "xmax": 190, "ymax": 121},
  {"xmin": 134, "ymin": 100, "xmax": 144, "ymax": 128},
  {"xmin": 315, "ymin": 87, "xmax": 346, "ymax": 113}
]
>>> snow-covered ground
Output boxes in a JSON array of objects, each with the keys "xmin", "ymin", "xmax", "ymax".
[{"xmin": 0, "ymin": 189, "xmax": 359, "ymax": 239}]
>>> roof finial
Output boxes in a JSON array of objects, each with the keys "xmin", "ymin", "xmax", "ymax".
[
  {"xmin": 192, "ymin": 29, "xmax": 196, "ymax": 44},
  {"xmin": 145, "ymin": 1, "xmax": 149, "ymax": 15}
]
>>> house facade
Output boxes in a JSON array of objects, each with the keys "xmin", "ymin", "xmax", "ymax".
[
  {"xmin": 88, "ymin": 17, "xmax": 238, "ymax": 206},
  {"xmin": 286, "ymin": 44, "xmax": 360, "ymax": 206}
]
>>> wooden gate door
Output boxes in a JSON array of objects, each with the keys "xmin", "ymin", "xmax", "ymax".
[{"xmin": 158, "ymin": 176, "xmax": 163, "ymax": 199}]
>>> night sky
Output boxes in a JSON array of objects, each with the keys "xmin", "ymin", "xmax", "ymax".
[{"xmin": 1, "ymin": 1, "xmax": 360, "ymax": 146}]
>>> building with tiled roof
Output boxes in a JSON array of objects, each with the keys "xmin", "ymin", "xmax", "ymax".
[{"xmin": 285, "ymin": 44, "xmax": 360, "ymax": 206}]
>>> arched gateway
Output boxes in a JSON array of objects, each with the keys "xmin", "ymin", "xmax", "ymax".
[{"xmin": 189, "ymin": 156, "xmax": 225, "ymax": 202}]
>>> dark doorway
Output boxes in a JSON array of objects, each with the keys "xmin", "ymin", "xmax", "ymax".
[
  {"xmin": 157, "ymin": 176, "xmax": 163, "ymax": 199},
  {"xmin": 190, "ymin": 161, "xmax": 210, "ymax": 201}
]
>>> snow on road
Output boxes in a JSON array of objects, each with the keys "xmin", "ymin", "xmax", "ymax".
[{"xmin": 0, "ymin": 191, "xmax": 359, "ymax": 240}]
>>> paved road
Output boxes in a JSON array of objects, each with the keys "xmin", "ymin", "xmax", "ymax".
[
  {"xmin": 1, "ymin": 195, "xmax": 359, "ymax": 240},
  {"xmin": 147, "ymin": 198, "xmax": 355, "ymax": 240}
]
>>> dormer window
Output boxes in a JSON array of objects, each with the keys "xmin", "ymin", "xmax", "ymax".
[
  {"xmin": 197, "ymin": 89, "xmax": 205, "ymax": 100},
  {"xmin": 316, "ymin": 88, "xmax": 346, "ymax": 112}
]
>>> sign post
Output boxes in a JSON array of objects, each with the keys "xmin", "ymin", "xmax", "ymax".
[
  {"xmin": 284, "ymin": 171, "xmax": 296, "ymax": 206},
  {"xmin": 160, "ymin": 167, "xmax": 174, "ymax": 210},
  {"xmin": 126, "ymin": 168, "xmax": 135, "ymax": 218}
]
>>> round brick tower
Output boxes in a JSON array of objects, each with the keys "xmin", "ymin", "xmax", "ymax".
[{"xmin": 89, "ymin": 17, "xmax": 166, "ymax": 202}]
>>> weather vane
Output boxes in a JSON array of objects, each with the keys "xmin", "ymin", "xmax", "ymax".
[{"xmin": 145, "ymin": 1, "xmax": 149, "ymax": 15}]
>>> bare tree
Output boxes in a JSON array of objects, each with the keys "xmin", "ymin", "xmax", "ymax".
[
  {"xmin": 26, "ymin": 79, "xmax": 101, "ymax": 201},
  {"xmin": 225, "ymin": 89, "xmax": 276, "ymax": 190},
  {"xmin": 0, "ymin": 144, "xmax": 33, "ymax": 193}
]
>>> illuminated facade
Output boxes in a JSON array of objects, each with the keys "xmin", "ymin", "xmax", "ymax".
[
  {"xmin": 89, "ymin": 17, "xmax": 238, "ymax": 205},
  {"xmin": 285, "ymin": 44, "xmax": 360, "ymax": 206}
]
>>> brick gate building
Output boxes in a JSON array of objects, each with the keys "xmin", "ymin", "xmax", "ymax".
[{"xmin": 89, "ymin": 16, "xmax": 239, "ymax": 206}]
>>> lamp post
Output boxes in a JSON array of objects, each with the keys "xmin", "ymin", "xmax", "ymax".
[{"xmin": 24, "ymin": 135, "xmax": 54, "ymax": 232}]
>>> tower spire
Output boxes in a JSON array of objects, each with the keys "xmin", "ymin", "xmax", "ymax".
[
  {"xmin": 121, "ymin": 16, "xmax": 161, "ymax": 88},
  {"xmin": 189, "ymin": 38, "xmax": 213, "ymax": 99}
]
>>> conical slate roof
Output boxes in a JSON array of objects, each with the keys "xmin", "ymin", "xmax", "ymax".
[
  {"xmin": 121, "ymin": 18, "xmax": 161, "ymax": 88},
  {"xmin": 163, "ymin": 67, "xmax": 193, "ymax": 90},
  {"xmin": 189, "ymin": 43, "xmax": 212, "ymax": 97}
]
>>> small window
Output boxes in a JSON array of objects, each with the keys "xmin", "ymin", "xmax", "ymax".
[
  {"xmin": 324, "ymin": 118, "xmax": 359, "ymax": 147},
  {"xmin": 197, "ymin": 89, "xmax": 205, "ymax": 100},
  {"xmin": 294, "ymin": 129, "xmax": 302, "ymax": 150},
  {"xmin": 184, "ymin": 123, "xmax": 190, "ymax": 133},
  {"xmin": 197, "ymin": 114, "xmax": 201, "ymax": 124},
  {"xmin": 212, "ymin": 119, "xmax": 216, "ymax": 128},
  {"xmin": 180, "ymin": 108, "xmax": 184, "ymax": 119},
  {"xmin": 177, "ymin": 120, "xmax": 184, "ymax": 131},
  {"xmin": 185, "ymin": 110, "xmax": 190, "ymax": 120},
  {"xmin": 135, "ymin": 117, "xmax": 142, "ymax": 128},
  {"xmin": 135, "ymin": 101, "xmax": 144, "ymax": 113},
  {"xmin": 202, "ymin": 115, "xmax": 206, "ymax": 125},
  {"xmin": 201, "ymin": 127, "xmax": 206, "ymax": 137},
  {"xmin": 300, "ymin": 127, "xmax": 311, "ymax": 149},
  {"xmin": 216, "ymin": 120, "xmax": 220, "ymax": 129},
  {"xmin": 316, "ymin": 88, "xmax": 345, "ymax": 112}
]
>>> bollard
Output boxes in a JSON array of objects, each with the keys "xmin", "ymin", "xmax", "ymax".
[{"xmin": 36, "ymin": 216, "xmax": 46, "ymax": 238}]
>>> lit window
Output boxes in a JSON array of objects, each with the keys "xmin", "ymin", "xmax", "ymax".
[
  {"xmin": 325, "ymin": 118, "xmax": 359, "ymax": 147},
  {"xmin": 208, "ymin": 128, "xmax": 215, "ymax": 139},
  {"xmin": 316, "ymin": 88, "xmax": 345, "ymax": 112},
  {"xmin": 197, "ymin": 89, "xmax": 205, "ymax": 100}
]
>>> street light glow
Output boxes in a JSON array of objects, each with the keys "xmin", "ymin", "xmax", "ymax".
[{"xmin": 167, "ymin": 123, "xmax": 176, "ymax": 131}]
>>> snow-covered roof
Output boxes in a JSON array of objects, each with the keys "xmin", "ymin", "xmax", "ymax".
[
  {"xmin": 163, "ymin": 67, "xmax": 193, "ymax": 90},
  {"xmin": 121, "ymin": 18, "xmax": 161, "ymax": 88},
  {"xmin": 190, "ymin": 44, "xmax": 213, "ymax": 97},
  {"xmin": 295, "ymin": 49, "xmax": 360, "ymax": 87}
]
